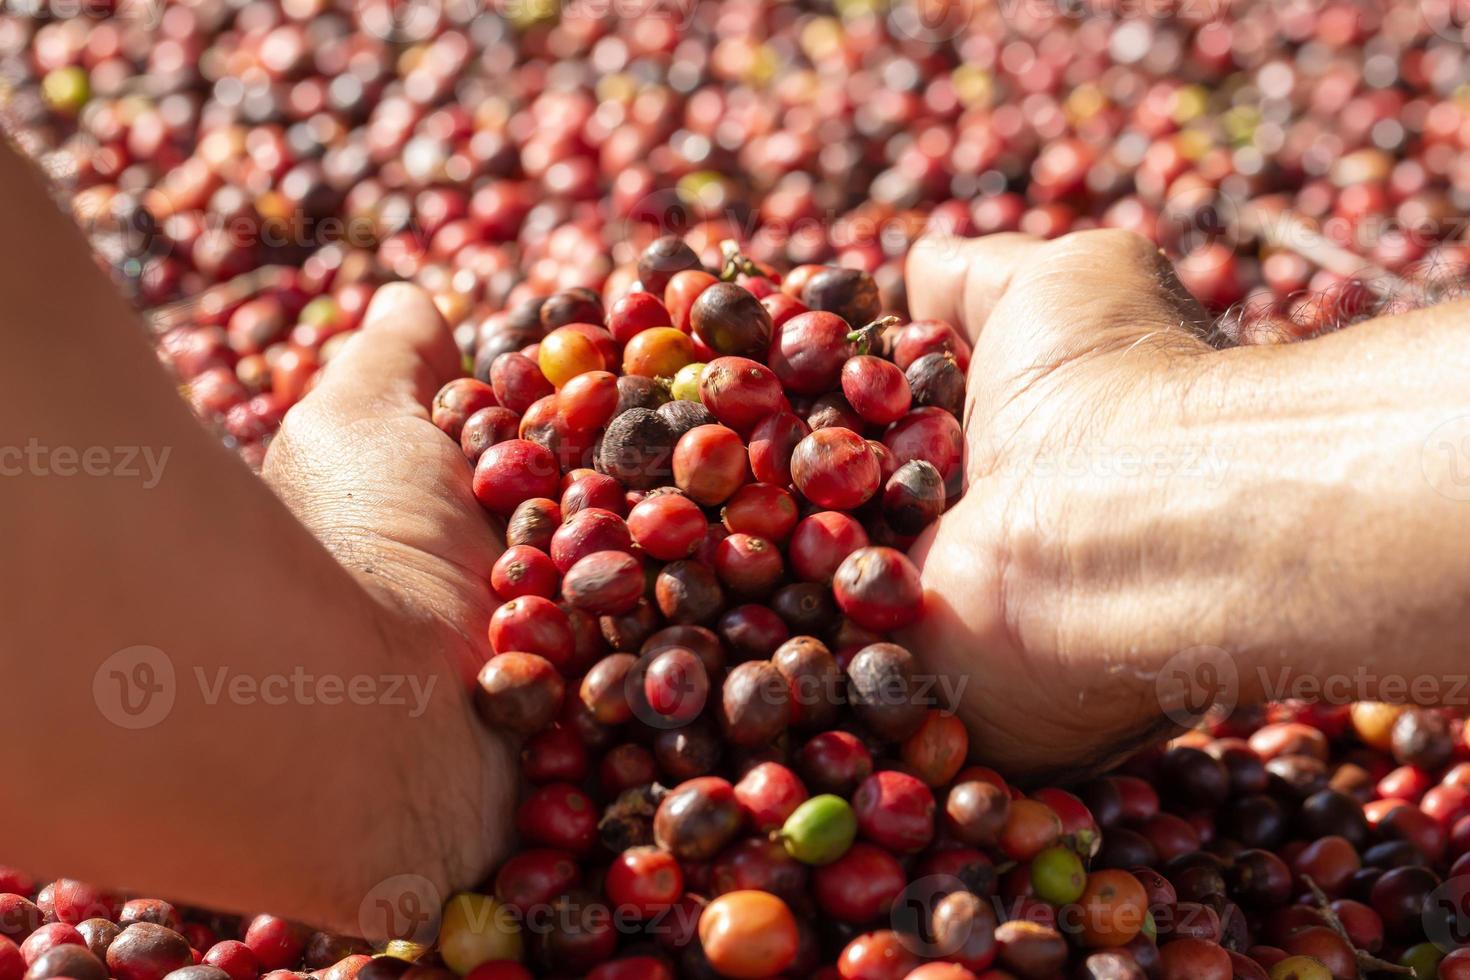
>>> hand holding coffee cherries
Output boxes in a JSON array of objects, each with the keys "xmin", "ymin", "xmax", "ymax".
[{"xmin": 904, "ymin": 228, "xmax": 1470, "ymax": 780}]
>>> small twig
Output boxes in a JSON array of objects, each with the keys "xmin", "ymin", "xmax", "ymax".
[
  {"xmin": 1302, "ymin": 875, "xmax": 1413, "ymax": 975},
  {"xmin": 846, "ymin": 314, "xmax": 902, "ymax": 355},
  {"xmin": 717, "ymin": 238, "xmax": 761, "ymax": 282},
  {"xmin": 1238, "ymin": 204, "xmax": 1406, "ymax": 299},
  {"xmin": 146, "ymin": 265, "xmax": 296, "ymax": 333}
]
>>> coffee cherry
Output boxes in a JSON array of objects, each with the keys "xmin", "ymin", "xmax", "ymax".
[
  {"xmin": 791, "ymin": 428, "xmax": 880, "ymax": 510},
  {"xmin": 882, "ymin": 460, "xmax": 946, "ymax": 535},
  {"xmin": 812, "ymin": 843, "xmax": 906, "ymax": 922},
  {"xmin": 789, "ymin": 511, "xmax": 870, "ymax": 583},
  {"xmin": 474, "ymin": 440, "xmax": 561, "ymax": 516},
  {"xmin": 719, "ymin": 660, "xmax": 790, "ymax": 746},
  {"xmin": 833, "ymin": 546, "xmax": 924, "ymax": 632},
  {"xmin": 697, "ymin": 892, "xmax": 798, "ymax": 979},
  {"xmin": 654, "ymin": 560, "xmax": 724, "ymax": 625},
  {"xmin": 906, "ymin": 352, "xmax": 967, "ymax": 416},
  {"xmin": 852, "ymin": 771, "xmax": 936, "ymax": 853},
  {"xmin": 699, "ymin": 357, "xmax": 785, "ymax": 435},
  {"xmin": 673, "ymin": 424, "xmax": 749, "ymax": 506},
  {"xmin": 475, "ymin": 652, "xmax": 564, "ymax": 735},
  {"xmin": 28, "ymin": 945, "xmax": 106, "ymax": 980},
  {"xmin": 691, "ymin": 284, "xmax": 774, "ymax": 358},
  {"xmin": 772, "ymin": 636, "xmax": 843, "ymax": 730},
  {"xmin": 796, "ymin": 731, "xmax": 874, "ymax": 796},
  {"xmin": 654, "ymin": 777, "xmax": 743, "ymax": 861},
  {"xmin": 847, "ymin": 642, "xmax": 928, "ymax": 742},
  {"xmin": 604, "ymin": 848, "xmax": 683, "ymax": 920},
  {"xmin": 800, "ymin": 268, "xmax": 880, "ymax": 328},
  {"xmin": 748, "ymin": 411, "xmax": 811, "ymax": 486},
  {"xmin": 734, "ymin": 763, "xmax": 809, "ymax": 833},
  {"xmin": 641, "ymin": 646, "xmax": 709, "ymax": 725},
  {"xmin": 768, "ymin": 312, "xmax": 853, "ymax": 394},
  {"xmin": 106, "ymin": 924, "xmax": 192, "ymax": 980},
  {"xmin": 598, "ymin": 408, "xmax": 675, "ymax": 491},
  {"xmin": 638, "ymin": 237, "xmax": 702, "ymax": 297},
  {"xmin": 432, "ymin": 379, "xmax": 499, "ymax": 441},
  {"xmin": 622, "ymin": 328, "xmax": 695, "ymax": 379},
  {"xmin": 563, "ymin": 551, "xmax": 645, "ymax": 615},
  {"xmin": 437, "ymin": 895, "xmax": 521, "ymax": 975},
  {"xmin": 841, "ymin": 355, "xmax": 912, "ymax": 425}
]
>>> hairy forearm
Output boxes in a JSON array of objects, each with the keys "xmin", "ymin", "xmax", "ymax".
[
  {"xmin": 1196, "ymin": 300, "xmax": 1470, "ymax": 699},
  {"xmin": 1019, "ymin": 299, "xmax": 1470, "ymax": 709},
  {"xmin": 0, "ymin": 144, "xmax": 461, "ymax": 925}
]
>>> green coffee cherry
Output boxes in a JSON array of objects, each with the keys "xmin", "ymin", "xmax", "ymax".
[
  {"xmin": 672, "ymin": 362, "xmax": 705, "ymax": 402},
  {"xmin": 1030, "ymin": 844, "xmax": 1087, "ymax": 905},
  {"xmin": 780, "ymin": 794, "xmax": 857, "ymax": 866}
]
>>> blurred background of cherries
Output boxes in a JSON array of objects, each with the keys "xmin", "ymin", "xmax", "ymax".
[{"xmin": 5, "ymin": 0, "xmax": 1470, "ymax": 463}]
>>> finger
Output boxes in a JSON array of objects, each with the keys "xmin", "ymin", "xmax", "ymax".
[
  {"xmin": 905, "ymin": 233, "xmax": 1048, "ymax": 342},
  {"xmin": 309, "ymin": 283, "xmax": 461, "ymax": 419}
]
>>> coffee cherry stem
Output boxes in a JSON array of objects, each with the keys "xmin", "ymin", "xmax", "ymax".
[
  {"xmin": 846, "ymin": 315, "xmax": 902, "ymax": 356},
  {"xmin": 717, "ymin": 240, "xmax": 761, "ymax": 283},
  {"xmin": 1302, "ymin": 874, "xmax": 1413, "ymax": 976},
  {"xmin": 148, "ymin": 265, "xmax": 298, "ymax": 334}
]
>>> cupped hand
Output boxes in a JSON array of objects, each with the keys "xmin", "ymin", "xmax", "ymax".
[
  {"xmin": 262, "ymin": 283, "xmax": 514, "ymax": 928},
  {"xmin": 902, "ymin": 230, "xmax": 1218, "ymax": 782}
]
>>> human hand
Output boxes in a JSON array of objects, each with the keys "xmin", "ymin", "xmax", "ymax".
[
  {"xmin": 904, "ymin": 228, "xmax": 1470, "ymax": 782},
  {"xmin": 901, "ymin": 230, "xmax": 1218, "ymax": 781},
  {"xmin": 263, "ymin": 283, "xmax": 514, "ymax": 930}
]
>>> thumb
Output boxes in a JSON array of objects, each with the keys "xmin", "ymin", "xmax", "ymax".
[{"xmin": 308, "ymin": 282, "xmax": 462, "ymax": 420}]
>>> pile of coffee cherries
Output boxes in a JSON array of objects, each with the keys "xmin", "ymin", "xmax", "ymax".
[
  {"xmin": 405, "ymin": 238, "xmax": 1470, "ymax": 978},
  {"xmin": 8, "ymin": 0, "xmax": 1470, "ymax": 465},
  {"xmin": 10, "ymin": 698, "xmax": 1470, "ymax": 980}
]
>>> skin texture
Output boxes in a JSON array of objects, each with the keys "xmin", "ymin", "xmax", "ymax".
[
  {"xmin": 0, "ymin": 143, "xmax": 512, "ymax": 933},
  {"xmin": 902, "ymin": 229, "xmax": 1470, "ymax": 781}
]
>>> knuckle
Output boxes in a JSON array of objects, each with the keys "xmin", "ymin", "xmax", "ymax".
[{"xmin": 1046, "ymin": 228, "xmax": 1161, "ymax": 267}]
